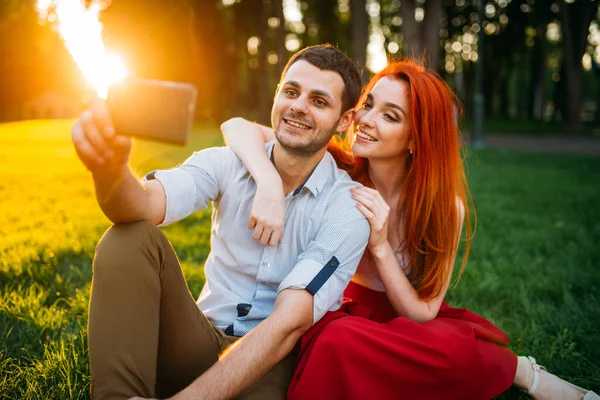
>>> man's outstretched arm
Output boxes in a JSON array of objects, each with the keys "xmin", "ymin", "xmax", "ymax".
[
  {"xmin": 172, "ymin": 288, "xmax": 313, "ymax": 400},
  {"xmin": 71, "ymin": 99, "xmax": 167, "ymax": 226}
]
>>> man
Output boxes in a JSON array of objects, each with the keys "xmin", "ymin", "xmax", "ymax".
[{"xmin": 71, "ymin": 45, "xmax": 369, "ymax": 400}]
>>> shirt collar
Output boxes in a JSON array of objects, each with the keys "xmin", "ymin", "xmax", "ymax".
[{"xmin": 266, "ymin": 141, "xmax": 331, "ymax": 198}]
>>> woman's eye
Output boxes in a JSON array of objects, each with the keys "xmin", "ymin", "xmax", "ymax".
[
  {"xmin": 384, "ymin": 113, "xmax": 399, "ymax": 122},
  {"xmin": 361, "ymin": 102, "xmax": 372, "ymax": 110}
]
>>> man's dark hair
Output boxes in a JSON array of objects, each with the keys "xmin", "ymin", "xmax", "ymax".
[{"xmin": 281, "ymin": 44, "xmax": 362, "ymax": 114}]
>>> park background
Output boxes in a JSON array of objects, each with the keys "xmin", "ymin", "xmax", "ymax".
[{"xmin": 1, "ymin": 0, "xmax": 599, "ymax": 398}]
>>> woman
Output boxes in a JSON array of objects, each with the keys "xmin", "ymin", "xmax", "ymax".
[{"xmin": 221, "ymin": 60, "xmax": 597, "ymax": 399}]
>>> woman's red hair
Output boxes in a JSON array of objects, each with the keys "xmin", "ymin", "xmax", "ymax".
[{"xmin": 327, "ymin": 59, "xmax": 474, "ymax": 301}]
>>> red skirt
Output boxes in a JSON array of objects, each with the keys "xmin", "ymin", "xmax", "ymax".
[{"xmin": 288, "ymin": 281, "xmax": 517, "ymax": 400}]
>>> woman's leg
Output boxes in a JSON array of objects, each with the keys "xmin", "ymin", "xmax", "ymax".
[
  {"xmin": 289, "ymin": 312, "xmax": 516, "ymax": 400},
  {"xmin": 513, "ymin": 356, "xmax": 595, "ymax": 400}
]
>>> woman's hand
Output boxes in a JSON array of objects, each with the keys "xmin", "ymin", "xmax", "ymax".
[
  {"xmin": 351, "ymin": 186, "xmax": 390, "ymax": 253},
  {"xmin": 249, "ymin": 179, "xmax": 285, "ymax": 246}
]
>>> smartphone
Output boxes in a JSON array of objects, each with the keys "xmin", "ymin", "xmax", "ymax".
[{"xmin": 107, "ymin": 77, "xmax": 198, "ymax": 145}]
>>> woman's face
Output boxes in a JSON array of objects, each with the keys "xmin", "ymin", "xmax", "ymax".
[{"xmin": 352, "ymin": 76, "xmax": 413, "ymax": 161}]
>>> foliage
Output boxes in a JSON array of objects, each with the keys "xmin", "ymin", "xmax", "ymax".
[{"xmin": 1, "ymin": 1, "xmax": 599, "ymax": 130}]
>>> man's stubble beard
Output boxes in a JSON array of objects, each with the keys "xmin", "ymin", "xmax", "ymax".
[{"xmin": 273, "ymin": 116, "xmax": 341, "ymax": 158}]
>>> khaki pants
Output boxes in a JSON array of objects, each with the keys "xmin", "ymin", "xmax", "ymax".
[{"xmin": 88, "ymin": 221, "xmax": 295, "ymax": 400}]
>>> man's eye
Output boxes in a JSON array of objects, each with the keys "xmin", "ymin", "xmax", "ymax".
[
  {"xmin": 285, "ymin": 90, "xmax": 297, "ymax": 97},
  {"xmin": 314, "ymin": 99, "xmax": 326, "ymax": 107}
]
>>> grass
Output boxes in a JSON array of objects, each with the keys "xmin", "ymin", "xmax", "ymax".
[{"xmin": 1, "ymin": 119, "xmax": 599, "ymax": 398}]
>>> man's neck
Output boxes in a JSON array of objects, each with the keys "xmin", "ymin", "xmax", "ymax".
[{"xmin": 272, "ymin": 142, "xmax": 327, "ymax": 195}]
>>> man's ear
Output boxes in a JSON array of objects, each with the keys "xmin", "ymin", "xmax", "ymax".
[{"xmin": 336, "ymin": 109, "xmax": 355, "ymax": 132}]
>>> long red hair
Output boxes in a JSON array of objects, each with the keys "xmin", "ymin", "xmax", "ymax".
[{"xmin": 327, "ymin": 59, "xmax": 474, "ymax": 301}]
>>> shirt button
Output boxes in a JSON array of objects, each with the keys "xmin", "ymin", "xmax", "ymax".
[{"xmin": 261, "ymin": 262, "xmax": 271, "ymax": 268}]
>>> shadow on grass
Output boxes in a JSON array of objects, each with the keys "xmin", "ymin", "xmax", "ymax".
[{"xmin": 0, "ymin": 247, "xmax": 94, "ymax": 309}]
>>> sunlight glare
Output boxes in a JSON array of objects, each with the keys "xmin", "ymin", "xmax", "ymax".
[
  {"xmin": 367, "ymin": 31, "xmax": 388, "ymax": 73},
  {"xmin": 36, "ymin": 0, "xmax": 129, "ymax": 99},
  {"xmin": 283, "ymin": 0, "xmax": 302, "ymax": 23}
]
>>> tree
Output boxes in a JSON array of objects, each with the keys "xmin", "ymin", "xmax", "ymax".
[
  {"xmin": 256, "ymin": 0, "xmax": 271, "ymax": 124},
  {"xmin": 313, "ymin": 0, "xmax": 340, "ymax": 46},
  {"xmin": 272, "ymin": 0, "xmax": 287, "ymax": 76},
  {"xmin": 528, "ymin": 3, "xmax": 553, "ymax": 121},
  {"xmin": 558, "ymin": 0, "xmax": 599, "ymax": 133},
  {"xmin": 187, "ymin": 0, "xmax": 234, "ymax": 122},
  {"xmin": 350, "ymin": 0, "xmax": 369, "ymax": 82},
  {"xmin": 0, "ymin": 0, "xmax": 83, "ymax": 120},
  {"xmin": 399, "ymin": 0, "xmax": 443, "ymax": 70}
]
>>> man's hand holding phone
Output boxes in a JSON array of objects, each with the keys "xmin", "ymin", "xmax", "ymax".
[
  {"xmin": 71, "ymin": 77, "xmax": 197, "ymax": 179},
  {"xmin": 71, "ymin": 99, "xmax": 132, "ymax": 181}
]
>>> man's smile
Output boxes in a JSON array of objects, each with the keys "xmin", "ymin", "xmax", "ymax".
[{"xmin": 283, "ymin": 118, "xmax": 312, "ymax": 130}]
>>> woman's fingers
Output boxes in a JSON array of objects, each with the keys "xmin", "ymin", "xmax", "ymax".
[
  {"xmin": 249, "ymin": 212, "xmax": 283, "ymax": 246},
  {"xmin": 355, "ymin": 202, "xmax": 377, "ymax": 226},
  {"xmin": 258, "ymin": 226, "xmax": 273, "ymax": 245},
  {"xmin": 252, "ymin": 218, "xmax": 279, "ymax": 245},
  {"xmin": 355, "ymin": 197, "xmax": 386, "ymax": 237},
  {"xmin": 269, "ymin": 229, "xmax": 282, "ymax": 246},
  {"xmin": 248, "ymin": 215, "xmax": 258, "ymax": 230},
  {"xmin": 351, "ymin": 191, "xmax": 383, "ymax": 220},
  {"xmin": 252, "ymin": 223, "xmax": 264, "ymax": 241},
  {"xmin": 248, "ymin": 184, "xmax": 285, "ymax": 246},
  {"xmin": 353, "ymin": 195, "xmax": 382, "ymax": 231},
  {"xmin": 351, "ymin": 191, "xmax": 375, "ymax": 208},
  {"xmin": 351, "ymin": 187, "xmax": 389, "ymax": 219}
]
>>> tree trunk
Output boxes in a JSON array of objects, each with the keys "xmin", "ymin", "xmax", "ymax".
[
  {"xmin": 595, "ymin": 63, "xmax": 600, "ymax": 124},
  {"xmin": 258, "ymin": 0, "xmax": 271, "ymax": 125},
  {"xmin": 529, "ymin": 20, "xmax": 547, "ymax": 120},
  {"xmin": 314, "ymin": 0, "xmax": 339, "ymax": 45},
  {"xmin": 555, "ymin": 60, "xmax": 567, "ymax": 121},
  {"xmin": 558, "ymin": 0, "xmax": 598, "ymax": 133},
  {"xmin": 350, "ymin": 0, "xmax": 369, "ymax": 82},
  {"xmin": 499, "ymin": 58, "xmax": 510, "ymax": 118},
  {"xmin": 559, "ymin": 0, "xmax": 581, "ymax": 132},
  {"xmin": 189, "ymin": 0, "xmax": 228, "ymax": 122},
  {"xmin": 234, "ymin": 0, "xmax": 256, "ymax": 114},
  {"xmin": 518, "ymin": 53, "xmax": 529, "ymax": 119},
  {"xmin": 483, "ymin": 57, "xmax": 495, "ymax": 115},
  {"xmin": 272, "ymin": 0, "xmax": 286, "ymax": 77},
  {"xmin": 422, "ymin": 0, "xmax": 443, "ymax": 70},
  {"xmin": 400, "ymin": 0, "xmax": 423, "ymax": 59},
  {"xmin": 399, "ymin": 0, "xmax": 441, "ymax": 69},
  {"xmin": 221, "ymin": 3, "xmax": 243, "ymax": 120}
]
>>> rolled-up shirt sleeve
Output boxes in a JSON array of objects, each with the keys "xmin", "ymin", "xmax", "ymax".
[
  {"xmin": 142, "ymin": 147, "xmax": 238, "ymax": 226},
  {"xmin": 278, "ymin": 193, "xmax": 370, "ymax": 324}
]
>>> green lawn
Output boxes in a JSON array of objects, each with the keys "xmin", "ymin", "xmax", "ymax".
[{"xmin": 1, "ymin": 120, "xmax": 599, "ymax": 399}]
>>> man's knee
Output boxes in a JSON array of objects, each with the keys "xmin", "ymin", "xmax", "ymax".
[{"xmin": 94, "ymin": 220, "xmax": 164, "ymax": 276}]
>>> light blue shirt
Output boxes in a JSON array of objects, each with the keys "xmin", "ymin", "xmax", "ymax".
[{"xmin": 148, "ymin": 142, "xmax": 370, "ymax": 336}]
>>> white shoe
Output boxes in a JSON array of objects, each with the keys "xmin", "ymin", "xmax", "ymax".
[{"xmin": 525, "ymin": 356, "xmax": 599, "ymax": 400}]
